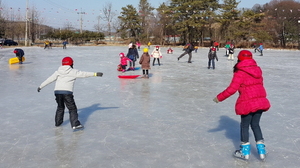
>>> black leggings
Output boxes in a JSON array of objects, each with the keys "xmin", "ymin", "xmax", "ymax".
[
  {"xmin": 240, "ymin": 110, "xmax": 264, "ymax": 143},
  {"xmin": 153, "ymin": 58, "xmax": 160, "ymax": 65},
  {"xmin": 142, "ymin": 69, "xmax": 149, "ymax": 75},
  {"xmin": 55, "ymin": 94, "xmax": 81, "ymax": 127},
  {"xmin": 129, "ymin": 61, "xmax": 136, "ymax": 67}
]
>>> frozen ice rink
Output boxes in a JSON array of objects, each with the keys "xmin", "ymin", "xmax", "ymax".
[{"xmin": 0, "ymin": 45, "xmax": 299, "ymax": 168}]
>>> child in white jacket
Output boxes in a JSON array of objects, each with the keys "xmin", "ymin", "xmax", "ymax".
[
  {"xmin": 37, "ymin": 57, "xmax": 103, "ymax": 130},
  {"xmin": 151, "ymin": 46, "xmax": 162, "ymax": 66}
]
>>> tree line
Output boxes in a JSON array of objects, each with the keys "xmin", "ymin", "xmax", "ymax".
[
  {"xmin": 1, "ymin": 0, "xmax": 300, "ymax": 48},
  {"xmin": 117, "ymin": 0, "xmax": 300, "ymax": 48}
]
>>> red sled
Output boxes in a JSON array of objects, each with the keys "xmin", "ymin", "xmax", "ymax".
[{"xmin": 118, "ymin": 75, "xmax": 140, "ymax": 79}]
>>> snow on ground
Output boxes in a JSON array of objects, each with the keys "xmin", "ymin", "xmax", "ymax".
[{"xmin": 0, "ymin": 45, "xmax": 300, "ymax": 168}]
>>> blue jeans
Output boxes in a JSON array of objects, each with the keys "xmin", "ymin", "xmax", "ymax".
[
  {"xmin": 208, "ymin": 59, "xmax": 215, "ymax": 69},
  {"xmin": 240, "ymin": 110, "xmax": 264, "ymax": 143}
]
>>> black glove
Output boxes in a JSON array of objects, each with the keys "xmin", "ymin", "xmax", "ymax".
[
  {"xmin": 37, "ymin": 87, "xmax": 41, "ymax": 92},
  {"xmin": 95, "ymin": 72, "xmax": 103, "ymax": 77}
]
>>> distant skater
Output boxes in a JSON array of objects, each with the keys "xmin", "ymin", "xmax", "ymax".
[
  {"xmin": 178, "ymin": 42, "xmax": 194, "ymax": 63},
  {"xmin": 167, "ymin": 47, "xmax": 173, "ymax": 54},
  {"xmin": 228, "ymin": 44, "xmax": 234, "ymax": 61},
  {"xmin": 207, "ymin": 47, "xmax": 218, "ymax": 69},
  {"xmin": 37, "ymin": 57, "xmax": 103, "ymax": 130},
  {"xmin": 62, "ymin": 40, "xmax": 68, "ymax": 49},
  {"xmin": 259, "ymin": 43, "xmax": 264, "ymax": 56},
  {"xmin": 13, "ymin": 48, "xmax": 25, "ymax": 64},
  {"xmin": 213, "ymin": 50, "xmax": 270, "ymax": 160},
  {"xmin": 151, "ymin": 46, "xmax": 162, "ymax": 66}
]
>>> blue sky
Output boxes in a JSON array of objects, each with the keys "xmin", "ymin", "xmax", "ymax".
[{"xmin": 1, "ymin": 0, "xmax": 271, "ymax": 31}]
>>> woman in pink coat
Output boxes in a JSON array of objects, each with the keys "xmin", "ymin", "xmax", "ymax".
[{"xmin": 213, "ymin": 50, "xmax": 270, "ymax": 161}]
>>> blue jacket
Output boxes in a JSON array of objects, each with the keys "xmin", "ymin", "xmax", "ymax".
[
  {"xmin": 14, "ymin": 49, "xmax": 24, "ymax": 57},
  {"xmin": 127, "ymin": 48, "xmax": 139, "ymax": 61}
]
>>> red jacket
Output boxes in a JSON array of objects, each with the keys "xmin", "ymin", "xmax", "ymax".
[
  {"xmin": 120, "ymin": 56, "xmax": 131, "ymax": 66},
  {"xmin": 217, "ymin": 59, "xmax": 270, "ymax": 115}
]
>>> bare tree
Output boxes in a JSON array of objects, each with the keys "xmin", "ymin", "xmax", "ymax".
[
  {"xmin": 94, "ymin": 15, "xmax": 103, "ymax": 33},
  {"xmin": 63, "ymin": 21, "xmax": 75, "ymax": 31},
  {"xmin": 102, "ymin": 2, "xmax": 117, "ymax": 41}
]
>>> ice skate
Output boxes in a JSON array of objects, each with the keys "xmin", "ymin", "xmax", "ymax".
[
  {"xmin": 256, "ymin": 141, "xmax": 266, "ymax": 161},
  {"xmin": 72, "ymin": 125, "xmax": 84, "ymax": 130},
  {"xmin": 233, "ymin": 142, "xmax": 250, "ymax": 160}
]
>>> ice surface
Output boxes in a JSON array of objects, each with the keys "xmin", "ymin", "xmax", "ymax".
[{"xmin": 0, "ymin": 45, "xmax": 300, "ymax": 167}]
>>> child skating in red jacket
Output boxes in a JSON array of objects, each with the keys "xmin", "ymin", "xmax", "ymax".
[
  {"xmin": 213, "ymin": 50, "xmax": 271, "ymax": 161},
  {"xmin": 119, "ymin": 52, "xmax": 132, "ymax": 72}
]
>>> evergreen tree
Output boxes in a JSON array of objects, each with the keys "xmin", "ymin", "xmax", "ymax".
[
  {"xmin": 168, "ymin": 0, "xmax": 219, "ymax": 44},
  {"xmin": 138, "ymin": 0, "xmax": 155, "ymax": 40},
  {"xmin": 218, "ymin": 0, "xmax": 240, "ymax": 41},
  {"xmin": 118, "ymin": 5, "xmax": 142, "ymax": 39}
]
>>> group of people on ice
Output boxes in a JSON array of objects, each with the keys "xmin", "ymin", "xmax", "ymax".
[
  {"xmin": 118, "ymin": 42, "xmax": 165, "ymax": 78},
  {"xmin": 35, "ymin": 39, "xmax": 269, "ymax": 162}
]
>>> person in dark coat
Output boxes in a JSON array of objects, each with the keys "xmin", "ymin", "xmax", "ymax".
[
  {"xmin": 177, "ymin": 43, "xmax": 194, "ymax": 63},
  {"xmin": 208, "ymin": 47, "xmax": 218, "ymax": 69},
  {"xmin": 126, "ymin": 44, "xmax": 139, "ymax": 70},
  {"xmin": 13, "ymin": 48, "xmax": 25, "ymax": 64}
]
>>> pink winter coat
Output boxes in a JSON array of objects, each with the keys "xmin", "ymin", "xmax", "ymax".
[
  {"xmin": 216, "ymin": 59, "xmax": 270, "ymax": 115},
  {"xmin": 120, "ymin": 56, "xmax": 131, "ymax": 66}
]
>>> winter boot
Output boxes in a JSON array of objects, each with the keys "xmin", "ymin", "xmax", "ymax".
[
  {"xmin": 141, "ymin": 74, "xmax": 146, "ymax": 78},
  {"xmin": 256, "ymin": 141, "xmax": 266, "ymax": 160},
  {"xmin": 233, "ymin": 142, "xmax": 250, "ymax": 160},
  {"xmin": 145, "ymin": 75, "xmax": 149, "ymax": 78}
]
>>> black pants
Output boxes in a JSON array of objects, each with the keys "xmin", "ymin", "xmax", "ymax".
[
  {"xmin": 153, "ymin": 58, "xmax": 160, "ymax": 65},
  {"xmin": 121, "ymin": 65, "xmax": 127, "ymax": 70},
  {"xmin": 142, "ymin": 69, "xmax": 149, "ymax": 75},
  {"xmin": 178, "ymin": 51, "xmax": 192, "ymax": 62},
  {"xmin": 129, "ymin": 60, "xmax": 136, "ymax": 67},
  {"xmin": 17, "ymin": 56, "xmax": 23, "ymax": 62},
  {"xmin": 55, "ymin": 94, "xmax": 81, "ymax": 127},
  {"xmin": 208, "ymin": 59, "xmax": 215, "ymax": 69},
  {"xmin": 240, "ymin": 110, "xmax": 264, "ymax": 143}
]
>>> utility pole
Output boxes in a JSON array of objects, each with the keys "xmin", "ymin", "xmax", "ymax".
[
  {"xmin": 77, "ymin": 9, "xmax": 85, "ymax": 34},
  {"xmin": 25, "ymin": 0, "xmax": 28, "ymax": 46},
  {"xmin": 298, "ymin": 20, "xmax": 300, "ymax": 50}
]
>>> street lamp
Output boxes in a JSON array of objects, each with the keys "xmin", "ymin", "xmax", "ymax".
[
  {"xmin": 25, "ymin": 0, "xmax": 28, "ymax": 46},
  {"xmin": 77, "ymin": 10, "xmax": 85, "ymax": 34}
]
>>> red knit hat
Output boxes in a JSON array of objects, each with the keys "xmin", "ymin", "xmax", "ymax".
[
  {"xmin": 237, "ymin": 50, "xmax": 253, "ymax": 61},
  {"xmin": 119, "ymin": 53, "xmax": 125, "ymax": 57},
  {"xmin": 62, "ymin": 57, "xmax": 73, "ymax": 66}
]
